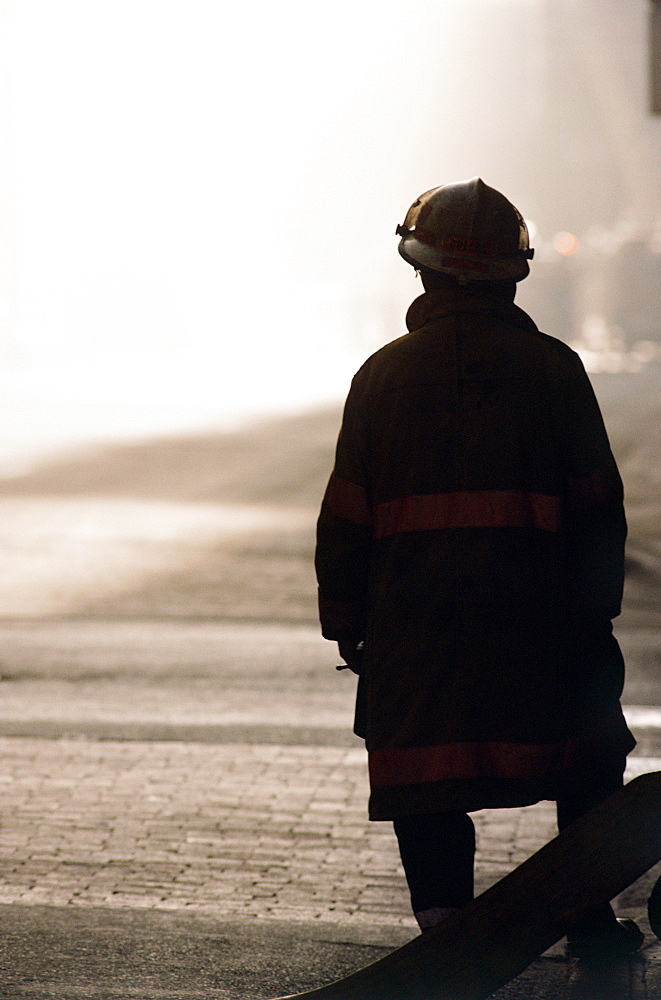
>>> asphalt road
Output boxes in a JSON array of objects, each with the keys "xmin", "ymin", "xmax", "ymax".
[
  {"xmin": 0, "ymin": 395, "xmax": 658, "ymax": 746},
  {"xmin": 0, "ymin": 906, "xmax": 400, "ymax": 1000},
  {"xmin": 0, "ymin": 619, "xmax": 657, "ymax": 747}
]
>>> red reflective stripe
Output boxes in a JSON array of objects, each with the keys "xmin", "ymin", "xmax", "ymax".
[
  {"xmin": 369, "ymin": 740, "xmax": 573, "ymax": 787},
  {"xmin": 325, "ymin": 473, "xmax": 372, "ymax": 525},
  {"xmin": 374, "ymin": 490, "xmax": 561, "ymax": 538}
]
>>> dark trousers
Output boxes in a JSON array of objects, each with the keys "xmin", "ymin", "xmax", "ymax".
[{"xmin": 393, "ymin": 764, "xmax": 625, "ymax": 915}]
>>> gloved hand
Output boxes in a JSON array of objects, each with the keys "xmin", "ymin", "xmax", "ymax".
[{"xmin": 336, "ymin": 639, "xmax": 364, "ymax": 676}]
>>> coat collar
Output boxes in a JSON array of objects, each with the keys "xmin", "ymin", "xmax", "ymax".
[{"xmin": 405, "ymin": 288, "xmax": 539, "ymax": 337}]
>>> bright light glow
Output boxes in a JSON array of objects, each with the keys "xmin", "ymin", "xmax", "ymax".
[
  {"xmin": 2, "ymin": 1, "xmax": 656, "ymax": 465},
  {"xmin": 552, "ymin": 231, "xmax": 580, "ymax": 256},
  {"xmin": 6, "ymin": 0, "xmax": 464, "ymax": 447},
  {"xmin": 570, "ymin": 314, "xmax": 660, "ymax": 373},
  {"xmin": 5, "ymin": 0, "xmax": 542, "ymax": 459}
]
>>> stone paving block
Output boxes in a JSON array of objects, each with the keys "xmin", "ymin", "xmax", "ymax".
[{"xmin": 0, "ymin": 724, "xmax": 657, "ymax": 995}]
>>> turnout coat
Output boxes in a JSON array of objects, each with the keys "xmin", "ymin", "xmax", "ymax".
[{"xmin": 315, "ymin": 287, "xmax": 635, "ymax": 820}]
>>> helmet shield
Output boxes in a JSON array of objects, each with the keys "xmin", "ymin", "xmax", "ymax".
[{"xmin": 397, "ymin": 178, "xmax": 534, "ymax": 282}]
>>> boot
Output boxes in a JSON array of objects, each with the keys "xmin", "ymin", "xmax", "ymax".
[{"xmin": 567, "ymin": 907, "xmax": 644, "ymax": 962}]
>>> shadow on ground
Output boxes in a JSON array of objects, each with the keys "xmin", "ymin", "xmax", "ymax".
[
  {"xmin": 0, "ymin": 903, "xmax": 655, "ymax": 1000},
  {"xmin": 0, "ymin": 905, "xmax": 397, "ymax": 1000}
]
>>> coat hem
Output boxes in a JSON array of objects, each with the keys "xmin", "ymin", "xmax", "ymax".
[{"xmin": 368, "ymin": 775, "xmax": 558, "ymax": 820}]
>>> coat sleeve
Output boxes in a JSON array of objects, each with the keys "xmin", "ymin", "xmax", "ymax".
[
  {"xmin": 315, "ymin": 374, "xmax": 373, "ymax": 641},
  {"xmin": 561, "ymin": 355, "xmax": 627, "ymax": 621}
]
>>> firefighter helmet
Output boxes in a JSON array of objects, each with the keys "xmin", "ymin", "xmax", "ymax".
[{"xmin": 396, "ymin": 177, "xmax": 534, "ymax": 282}]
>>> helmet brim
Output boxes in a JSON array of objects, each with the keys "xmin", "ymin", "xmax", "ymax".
[{"xmin": 398, "ymin": 237, "xmax": 530, "ymax": 282}]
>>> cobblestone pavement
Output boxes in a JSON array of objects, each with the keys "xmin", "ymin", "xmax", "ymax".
[
  {"xmin": 1, "ymin": 620, "xmax": 661, "ymax": 996},
  {"xmin": 0, "ymin": 735, "xmax": 658, "ymax": 929},
  {"xmin": 0, "ymin": 622, "xmax": 659, "ymax": 998}
]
